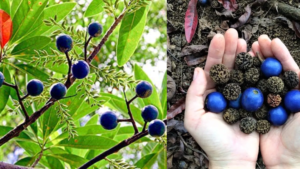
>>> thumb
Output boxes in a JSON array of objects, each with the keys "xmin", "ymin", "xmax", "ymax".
[{"xmin": 185, "ymin": 67, "xmax": 207, "ymax": 127}]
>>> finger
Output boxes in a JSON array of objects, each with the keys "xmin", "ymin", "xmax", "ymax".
[
  {"xmin": 271, "ymin": 38, "xmax": 299, "ymax": 73},
  {"xmin": 251, "ymin": 41, "xmax": 262, "ymax": 58},
  {"xmin": 204, "ymin": 34, "xmax": 225, "ymax": 73},
  {"xmin": 258, "ymin": 35, "xmax": 273, "ymax": 57},
  {"xmin": 185, "ymin": 68, "xmax": 207, "ymax": 128},
  {"xmin": 204, "ymin": 34, "xmax": 225, "ymax": 89},
  {"xmin": 236, "ymin": 38, "xmax": 247, "ymax": 55},
  {"xmin": 223, "ymin": 28, "xmax": 238, "ymax": 69}
]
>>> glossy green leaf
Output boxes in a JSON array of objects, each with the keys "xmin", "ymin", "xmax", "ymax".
[
  {"xmin": 161, "ymin": 71, "xmax": 167, "ymax": 117},
  {"xmin": 17, "ymin": 141, "xmax": 41, "ymax": 155},
  {"xmin": 15, "ymin": 157, "xmax": 35, "ymax": 166},
  {"xmin": 135, "ymin": 153, "xmax": 157, "ymax": 168},
  {"xmin": 0, "ymin": 66, "xmax": 11, "ymax": 114},
  {"xmin": 46, "ymin": 156, "xmax": 64, "ymax": 169},
  {"xmin": 11, "ymin": 36, "xmax": 51, "ymax": 54},
  {"xmin": 28, "ymin": 2, "xmax": 76, "ymax": 38},
  {"xmin": 42, "ymin": 106, "xmax": 59, "ymax": 140},
  {"xmin": 158, "ymin": 146, "xmax": 167, "ymax": 168},
  {"xmin": 46, "ymin": 154, "xmax": 88, "ymax": 168},
  {"xmin": 84, "ymin": 0, "xmax": 104, "ymax": 17},
  {"xmin": 117, "ymin": 6, "xmax": 150, "ymax": 66},
  {"xmin": 10, "ymin": 0, "xmax": 48, "ymax": 43},
  {"xmin": 0, "ymin": 0, "xmax": 10, "ymax": 16},
  {"xmin": 6, "ymin": 63, "xmax": 50, "ymax": 81},
  {"xmin": 134, "ymin": 64, "xmax": 163, "ymax": 119},
  {"xmin": 142, "ymin": 142, "xmax": 162, "ymax": 156},
  {"xmin": 56, "ymin": 136, "xmax": 118, "ymax": 149}
]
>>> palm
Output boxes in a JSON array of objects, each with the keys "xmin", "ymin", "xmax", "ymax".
[
  {"xmin": 260, "ymin": 114, "xmax": 300, "ymax": 166},
  {"xmin": 185, "ymin": 29, "xmax": 259, "ymax": 166},
  {"xmin": 251, "ymin": 35, "xmax": 300, "ymax": 167}
]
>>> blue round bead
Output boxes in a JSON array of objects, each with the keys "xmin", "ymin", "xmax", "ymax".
[
  {"xmin": 241, "ymin": 87, "xmax": 264, "ymax": 112},
  {"xmin": 50, "ymin": 83, "xmax": 67, "ymax": 100},
  {"xmin": 27, "ymin": 79, "xmax": 44, "ymax": 96},
  {"xmin": 56, "ymin": 34, "xmax": 73, "ymax": 53},
  {"xmin": 261, "ymin": 58, "xmax": 282, "ymax": 78},
  {"xmin": 88, "ymin": 22, "xmax": 103, "ymax": 37},
  {"xmin": 100, "ymin": 111, "xmax": 118, "ymax": 130},
  {"xmin": 72, "ymin": 60, "xmax": 90, "ymax": 79},
  {"xmin": 206, "ymin": 92, "xmax": 227, "ymax": 113},
  {"xmin": 142, "ymin": 105, "xmax": 158, "ymax": 122},
  {"xmin": 148, "ymin": 119, "xmax": 165, "ymax": 137},
  {"xmin": 136, "ymin": 81, "xmax": 152, "ymax": 98},
  {"xmin": 284, "ymin": 90, "xmax": 300, "ymax": 113},
  {"xmin": 268, "ymin": 106, "xmax": 288, "ymax": 126}
]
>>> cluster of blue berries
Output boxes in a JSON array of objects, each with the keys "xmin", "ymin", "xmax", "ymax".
[
  {"xmin": 0, "ymin": 22, "xmax": 104, "ymax": 101},
  {"xmin": 206, "ymin": 52, "xmax": 300, "ymax": 134},
  {"xmin": 100, "ymin": 81, "xmax": 166, "ymax": 137}
]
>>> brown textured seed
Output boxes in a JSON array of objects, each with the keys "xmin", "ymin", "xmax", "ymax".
[
  {"xmin": 267, "ymin": 94, "xmax": 282, "ymax": 107},
  {"xmin": 253, "ymin": 56, "xmax": 261, "ymax": 67},
  {"xmin": 245, "ymin": 68, "xmax": 260, "ymax": 84},
  {"xmin": 257, "ymin": 79, "xmax": 268, "ymax": 94},
  {"xmin": 223, "ymin": 108, "xmax": 240, "ymax": 124},
  {"xmin": 267, "ymin": 76, "xmax": 284, "ymax": 94},
  {"xmin": 230, "ymin": 70, "xmax": 244, "ymax": 85},
  {"xmin": 255, "ymin": 104, "xmax": 268, "ymax": 119},
  {"xmin": 240, "ymin": 117, "xmax": 257, "ymax": 134},
  {"xmin": 239, "ymin": 108, "xmax": 252, "ymax": 118},
  {"xmin": 222, "ymin": 83, "xmax": 241, "ymax": 100},
  {"xmin": 256, "ymin": 120, "xmax": 271, "ymax": 134},
  {"xmin": 235, "ymin": 52, "xmax": 253, "ymax": 70},
  {"xmin": 209, "ymin": 64, "xmax": 230, "ymax": 84},
  {"xmin": 283, "ymin": 71, "xmax": 299, "ymax": 89}
]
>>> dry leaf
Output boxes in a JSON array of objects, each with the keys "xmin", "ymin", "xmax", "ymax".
[
  {"xmin": 167, "ymin": 75, "xmax": 176, "ymax": 100},
  {"xmin": 167, "ymin": 97, "xmax": 186, "ymax": 119},
  {"xmin": 184, "ymin": 55, "xmax": 206, "ymax": 66},
  {"xmin": 180, "ymin": 45, "xmax": 208, "ymax": 57},
  {"xmin": 231, "ymin": 5, "xmax": 251, "ymax": 28}
]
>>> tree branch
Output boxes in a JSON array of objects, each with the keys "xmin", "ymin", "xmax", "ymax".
[
  {"xmin": 65, "ymin": 52, "xmax": 72, "ymax": 84},
  {"xmin": 117, "ymin": 119, "xmax": 132, "ymax": 122},
  {"xmin": 79, "ymin": 119, "xmax": 167, "ymax": 169},
  {"xmin": 31, "ymin": 150, "xmax": 43, "ymax": 167},
  {"xmin": 84, "ymin": 36, "xmax": 92, "ymax": 62},
  {"xmin": 0, "ymin": 162, "xmax": 31, "ymax": 169},
  {"xmin": 0, "ymin": 8, "xmax": 127, "ymax": 147},
  {"xmin": 123, "ymin": 91, "xmax": 139, "ymax": 134},
  {"xmin": 142, "ymin": 122, "xmax": 147, "ymax": 132},
  {"xmin": 3, "ymin": 80, "xmax": 29, "ymax": 121}
]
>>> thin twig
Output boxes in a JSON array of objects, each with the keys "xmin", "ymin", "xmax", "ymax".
[
  {"xmin": 142, "ymin": 122, "xmax": 147, "ymax": 132},
  {"xmin": 21, "ymin": 93, "xmax": 29, "ymax": 101},
  {"xmin": 65, "ymin": 52, "xmax": 72, "ymax": 84},
  {"xmin": 123, "ymin": 91, "xmax": 139, "ymax": 134},
  {"xmin": 84, "ymin": 36, "xmax": 92, "ymax": 62},
  {"xmin": 177, "ymin": 131, "xmax": 208, "ymax": 160},
  {"xmin": 128, "ymin": 95, "xmax": 137, "ymax": 104},
  {"xmin": 31, "ymin": 150, "xmax": 43, "ymax": 167},
  {"xmin": 3, "ymin": 80, "xmax": 29, "ymax": 121},
  {"xmin": 117, "ymin": 119, "xmax": 132, "ymax": 122}
]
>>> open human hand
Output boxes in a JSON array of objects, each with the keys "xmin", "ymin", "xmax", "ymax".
[
  {"xmin": 251, "ymin": 35, "xmax": 300, "ymax": 169},
  {"xmin": 184, "ymin": 28, "xmax": 259, "ymax": 169}
]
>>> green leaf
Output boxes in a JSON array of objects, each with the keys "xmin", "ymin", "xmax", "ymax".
[
  {"xmin": 46, "ymin": 156, "xmax": 64, "ymax": 169},
  {"xmin": 6, "ymin": 63, "xmax": 50, "ymax": 81},
  {"xmin": 161, "ymin": 72, "xmax": 167, "ymax": 117},
  {"xmin": 11, "ymin": 36, "xmax": 51, "ymax": 54},
  {"xmin": 84, "ymin": 0, "xmax": 104, "ymax": 17},
  {"xmin": 10, "ymin": 0, "xmax": 48, "ymax": 43},
  {"xmin": 0, "ymin": 66, "xmax": 11, "ymax": 114},
  {"xmin": 56, "ymin": 136, "xmax": 118, "ymax": 149},
  {"xmin": 135, "ymin": 153, "xmax": 158, "ymax": 168},
  {"xmin": 117, "ymin": 6, "xmax": 150, "ymax": 66},
  {"xmin": 46, "ymin": 154, "xmax": 88, "ymax": 168},
  {"xmin": 17, "ymin": 141, "xmax": 41, "ymax": 155},
  {"xmin": 0, "ymin": 0, "xmax": 10, "ymax": 14},
  {"xmin": 15, "ymin": 157, "xmax": 35, "ymax": 166},
  {"xmin": 28, "ymin": 2, "xmax": 76, "ymax": 38},
  {"xmin": 142, "ymin": 142, "xmax": 162, "ymax": 156},
  {"xmin": 0, "ymin": 126, "xmax": 31, "ymax": 141},
  {"xmin": 134, "ymin": 64, "xmax": 163, "ymax": 119},
  {"xmin": 42, "ymin": 106, "xmax": 60, "ymax": 140},
  {"xmin": 158, "ymin": 146, "xmax": 167, "ymax": 168}
]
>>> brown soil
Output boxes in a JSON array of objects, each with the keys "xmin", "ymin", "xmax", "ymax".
[{"xmin": 167, "ymin": 0, "xmax": 300, "ymax": 168}]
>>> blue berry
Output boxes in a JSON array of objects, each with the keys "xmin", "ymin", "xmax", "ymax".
[
  {"xmin": 261, "ymin": 58, "xmax": 282, "ymax": 78},
  {"xmin": 228, "ymin": 93, "xmax": 242, "ymax": 109},
  {"xmin": 88, "ymin": 22, "xmax": 103, "ymax": 37},
  {"xmin": 50, "ymin": 83, "xmax": 67, "ymax": 100},
  {"xmin": 0, "ymin": 72, "xmax": 4, "ymax": 87},
  {"xmin": 284, "ymin": 90, "xmax": 300, "ymax": 113},
  {"xmin": 56, "ymin": 34, "xmax": 73, "ymax": 53},
  {"xmin": 27, "ymin": 79, "xmax": 44, "ymax": 96},
  {"xmin": 148, "ymin": 119, "xmax": 165, "ymax": 137},
  {"xmin": 100, "ymin": 111, "xmax": 118, "ymax": 130},
  {"xmin": 198, "ymin": 0, "xmax": 207, "ymax": 5},
  {"xmin": 205, "ymin": 92, "xmax": 227, "ymax": 113},
  {"xmin": 136, "ymin": 81, "xmax": 152, "ymax": 98},
  {"xmin": 142, "ymin": 105, "xmax": 158, "ymax": 122},
  {"xmin": 71, "ymin": 60, "xmax": 90, "ymax": 79},
  {"xmin": 241, "ymin": 87, "xmax": 264, "ymax": 112},
  {"xmin": 268, "ymin": 106, "xmax": 288, "ymax": 126}
]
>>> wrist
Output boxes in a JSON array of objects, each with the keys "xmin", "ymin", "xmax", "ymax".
[{"xmin": 209, "ymin": 160, "xmax": 256, "ymax": 169}]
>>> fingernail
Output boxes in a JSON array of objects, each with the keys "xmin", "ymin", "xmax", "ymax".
[{"xmin": 193, "ymin": 68, "xmax": 199, "ymax": 81}]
